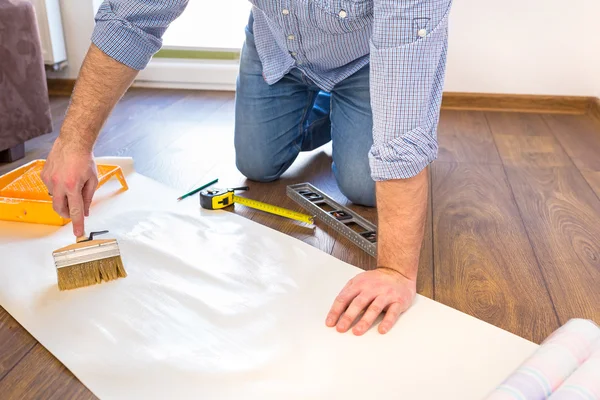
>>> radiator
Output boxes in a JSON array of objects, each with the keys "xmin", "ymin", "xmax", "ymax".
[{"xmin": 31, "ymin": 0, "xmax": 67, "ymax": 70}]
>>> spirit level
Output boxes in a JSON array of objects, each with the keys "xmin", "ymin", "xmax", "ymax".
[{"xmin": 287, "ymin": 183, "xmax": 377, "ymax": 257}]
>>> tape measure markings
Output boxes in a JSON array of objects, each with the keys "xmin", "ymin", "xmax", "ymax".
[
  {"xmin": 199, "ymin": 187, "xmax": 314, "ymax": 225},
  {"xmin": 286, "ymin": 183, "xmax": 377, "ymax": 257},
  {"xmin": 232, "ymin": 195, "xmax": 315, "ymax": 225}
]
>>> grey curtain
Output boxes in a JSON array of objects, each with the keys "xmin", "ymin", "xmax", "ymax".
[{"xmin": 0, "ymin": 0, "xmax": 53, "ymax": 153}]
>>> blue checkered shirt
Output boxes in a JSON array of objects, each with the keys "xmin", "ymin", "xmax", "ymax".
[{"xmin": 92, "ymin": 0, "xmax": 452, "ymax": 180}]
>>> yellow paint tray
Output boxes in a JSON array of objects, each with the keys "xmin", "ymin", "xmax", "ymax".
[{"xmin": 0, "ymin": 160, "xmax": 128, "ymax": 226}]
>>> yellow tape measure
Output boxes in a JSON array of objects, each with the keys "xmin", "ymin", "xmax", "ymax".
[{"xmin": 199, "ymin": 186, "xmax": 314, "ymax": 225}]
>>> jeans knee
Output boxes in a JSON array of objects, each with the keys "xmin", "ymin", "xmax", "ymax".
[
  {"xmin": 235, "ymin": 152, "xmax": 281, "ymax": 183},
  {"xmin": 336, "ymin": 175, "xmax": 376, "ymax": 207}
]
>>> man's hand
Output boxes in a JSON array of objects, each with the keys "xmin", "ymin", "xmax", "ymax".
[
  {"xmin": 325, "ymin": 268, "xmax": 416, "ymax": 335},
  {"xmin": 326, "ymin": 168, "xmax": 429, "ymax": 335},
  {"xmin": 42, "ymin": 138, "xmax": 98, "ymax": 237},
  {"xmin": 40, "ymin": 45, "xmax": 139, "ymax": 236}
]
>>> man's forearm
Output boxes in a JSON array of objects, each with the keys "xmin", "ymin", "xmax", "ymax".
[
  {"xmin": 376, "ymin": 167, "xmax": 429, "ymax": 281},
  {"xmin": 59, "ymin": 44, "xmax": 139, "ymax": 151}
]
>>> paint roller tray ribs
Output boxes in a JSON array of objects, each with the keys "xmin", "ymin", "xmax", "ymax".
[{"xmin": 0, "ymin": 160, "xmax": 129, "ymax": 226}]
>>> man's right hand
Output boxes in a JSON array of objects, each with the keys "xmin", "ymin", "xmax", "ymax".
[
  {"xmin": 42, "ymin": 138, "xmax": 98, "ymax": 237},
  {"xmin": 39, "ymin": 44, "xmax": 140, "ymax": 237}
]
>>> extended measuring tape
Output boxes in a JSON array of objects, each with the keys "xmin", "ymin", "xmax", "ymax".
[
  {"xmin": 199, "ymin": 186, "xmax": 315, "ymax": 225},
  {"xmin": 287, "ymin": 183, "xmax": 377, "ymax": 257}
]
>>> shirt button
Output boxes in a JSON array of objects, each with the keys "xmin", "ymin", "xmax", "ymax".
[
  {"xmin": 282, "ymin": 9, "xmax": 289, "ymax": 15},
  {"xmin": 339, "ymin": 10, "xmax": 347, "ymax": 18},
  {"xmin": 287, "ymin": 34, "xmax": 295, "ymax": 40},
  {"xmin": 418, "ymin": 29, "xmax": 427, "ymax": 38},
  {"xmin": 290, "ymin": 52, "xmax": 297, "ymax": 57}
]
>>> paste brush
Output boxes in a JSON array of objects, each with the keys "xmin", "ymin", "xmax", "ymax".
[{"xmin": 53, "ymin": 230, "xmax": 127, "ymax": 291}]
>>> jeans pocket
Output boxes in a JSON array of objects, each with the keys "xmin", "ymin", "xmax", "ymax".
[{"xmin": 308, "ymin": 0, "xmax": 373, "ymax": 35}]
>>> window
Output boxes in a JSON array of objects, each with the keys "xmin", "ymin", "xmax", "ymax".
[{"xmin": 161, "ymin": 1, "xmax": 252, "ymax": 53}]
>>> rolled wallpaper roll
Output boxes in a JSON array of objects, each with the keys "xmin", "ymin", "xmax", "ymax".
[
  {"xmin": 485, "ymin": 319, "xmax": 600, "ymax": 400},
  {"xmin": 548, "ymin": 340, "xmax": 600, "ymax": 400}
]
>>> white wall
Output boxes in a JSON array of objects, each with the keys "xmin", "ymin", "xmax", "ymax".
[
  {"xmin": 48, "ymin": 0, "xmax": 600, "ymax": 97},
  {"xmin": 45, "ymin": 0, "xmax": 98, "ymax": 80},
  {"xmin": 444, "ymin": 0, "xmax": 600, "ymax": 96}
]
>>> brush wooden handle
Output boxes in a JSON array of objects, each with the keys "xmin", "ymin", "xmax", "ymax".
[
  {"xmin": 51, "ymin": 231, "xmax": 117, "ymax": 255},
  {"xmin": 53, "ymin": 238, "xmax": 118, "ymax": 254},
  {"xmin": 76, "ymin": 235, "xmax": 88, "ymax": 243}
]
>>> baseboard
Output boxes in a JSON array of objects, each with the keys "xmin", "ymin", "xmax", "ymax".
[
  {"xmin": 588, "ymin": 97, "xmax": 600, "ymax": 123},
  {"xmin": 131, "ymin": 80, "xmax": 236, "ymax": 92},
  {"xmin": 134, "ymin": 58, "xmax": 240, "ymax": 91},
  {"xmin": 440, "ymin": 92, "xmax": 594, "ymax": 114},
  {"xmin": 47, "ymin": 77, "xmax": 599, "ymax": 119},
  {"xmin": 47, "ymin": 78, "xmax": 75, "ymax": 96}
]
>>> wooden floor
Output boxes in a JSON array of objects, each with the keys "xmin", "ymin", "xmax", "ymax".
[{"xmin": 1, "ymin": 88, "xmax": 600, "ymax": 398}]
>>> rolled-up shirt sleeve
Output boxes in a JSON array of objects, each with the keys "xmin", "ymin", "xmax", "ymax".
[
  {"xmin": 91, "ymin": 0, "xmax": 189, "ymax": 70},
  {"xmin": 368, "ymin": 0, "xmax": 453, "ymax": 180}
]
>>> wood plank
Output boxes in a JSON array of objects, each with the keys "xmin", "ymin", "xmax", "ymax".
[
  {"xmin": 437, "ymin": 110, "xmax": 502, "ymax": 164},
  {"xmin": 93, "ymin": 88, "xmax": 195, "ymax": 154},
  {"xmin": 48, "ymin": 96, "xmax": 70, "ymax": 115},
  {"xmin": 0, "ymin": 308, "xmax": 37, "ymax": 381},
  {"xmin": 0, "ymin": 90, "xmax": 186, "ymax": 175},
  {"xmin": 505, "ymin": 166, "xmax": 600, "ymax": 325},
  {"xmin": 96, "ymin": 89, "xmax": 185, "ymax": 136},
  {"xmin": 487, "ymin": 111, "xmax": 600, "ymax": 324},
  {"xmin": 46, "ymin": 79, "xmax": 75, "ymax": 97},
  {"xmin": 132, "ymin": 98, "xmax": 236, "ymax": 190},
  {"xmin": 544, "ymin": 114, "xmax": 600, "ymax": 171},
  {"xmin": 581, "ymin": 169, "xmax": 600, "ymax": 199},
  {"xmin": 543, "ymin": 113, "xmax": 600, "ymax": 200},
  {"xmin": 418, "ymin": 174, "xmax": 434, "ymax": 300},
  {"xmin": 486, "ymin": 112, "xmax": 573, "ymax": 169},
  {"xmin": 588, "ymin": 97, "xmax": 600, "ymax": 124},
  {"xmin": 441, "ymin": 92, "xmax": 591, "ymax": 114},
  {"xmin": 485, "ymin": 112, "xmax": 553, "ymax": 137},
  {"xmin": 0, "ymin": 89, "xmax": 223, "ymax": 176},
  {"xmin": 493, "ymin": 135, "xmax": 573, "ymax": 168},
  {"xmin": 432, "ymin": 162, "xmax": 559, "ymax": 343},
  {"xmin": 0, "ymin": 344, "xmax": 96, "ymax": 400},
  {"xmin": 98, "ymin": 93, "xmax": 233, "ymax": 171}
]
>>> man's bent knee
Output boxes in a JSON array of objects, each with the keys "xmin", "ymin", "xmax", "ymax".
[
  {"xmin": 336, "ymin": 175, "xmax": 376, "ymax": 208},
  {"xmin": 235, "ymin": 153, "xmax": 283, "ymax": 183}
]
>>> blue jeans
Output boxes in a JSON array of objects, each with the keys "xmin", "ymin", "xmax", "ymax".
[{"xmin": 234, "ymin": 15, "xmax": 375, "ymax": 207}]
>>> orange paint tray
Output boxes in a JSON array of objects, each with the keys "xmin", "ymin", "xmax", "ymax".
[{"xmin": 0, "ymin": 160, "xmax": 128, "ymax": 226}]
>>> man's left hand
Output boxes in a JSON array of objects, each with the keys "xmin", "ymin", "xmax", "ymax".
[{"xmin": 325, "ymin": 267, "xmax": 416, "ymax": 336}]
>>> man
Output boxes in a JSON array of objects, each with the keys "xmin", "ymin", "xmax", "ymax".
[{"xmin": 42, "ymin": 0, "xmax": 452, "ymax": 336}]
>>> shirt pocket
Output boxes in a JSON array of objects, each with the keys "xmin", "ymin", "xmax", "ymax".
[
  {"xmin": 371, "ymin": 0, "xmax": 452, "ymax": 49},
  {"xmin": 308, "ymin": 0, "xmax": 373, "ymax": 35}
]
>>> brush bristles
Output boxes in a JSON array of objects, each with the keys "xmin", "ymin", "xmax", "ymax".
[{"xmin": 57, "ymin": 256, "xmax": 127, "ymax": 291}]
